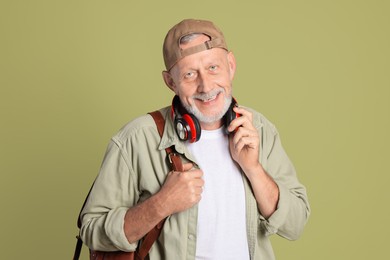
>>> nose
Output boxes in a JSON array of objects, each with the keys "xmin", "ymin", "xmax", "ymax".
[{"xmin": 197, "ymin": 72, "xmax": 213, "ymax": 93}]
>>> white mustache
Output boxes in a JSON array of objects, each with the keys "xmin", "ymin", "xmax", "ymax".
[{"xmin": 192, "ymin": 89, "xmax": 224, "ymax": 101}]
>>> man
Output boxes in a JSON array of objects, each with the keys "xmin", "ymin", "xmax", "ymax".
[{"xmin": 80, "ymin": 19, "xmax": 310, "ymax": 259}]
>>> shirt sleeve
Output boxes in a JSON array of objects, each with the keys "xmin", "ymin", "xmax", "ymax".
[
  {"xmin": 258, "ymin": 118, "xmax": 311, "ymax": 240},
  {"xmin": 79, "ymin": 139, "xmax": 139, "ymax": 251}
]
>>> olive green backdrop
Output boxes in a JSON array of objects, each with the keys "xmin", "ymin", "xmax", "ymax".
[{"xmin": 1, "ymin": 0, "xmax": 389, "ymax": 259}]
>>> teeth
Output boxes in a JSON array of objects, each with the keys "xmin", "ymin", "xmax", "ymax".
[
  {"xmin": 195, "ymin": 91, "xmax": 220, "ymax": 102},
  {"xmin": 204, "ymin": 96, "xmax": 216, "ymax": 102}
]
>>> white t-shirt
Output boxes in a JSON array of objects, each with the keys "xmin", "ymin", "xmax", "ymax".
[{"xmin": 186, "ymin": 128, "xmax": 249, "ymax": 260}]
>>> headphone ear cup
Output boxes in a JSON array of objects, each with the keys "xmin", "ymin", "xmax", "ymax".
[
  {"xmin": 224, "ymin": 98, "xmax": 239, "ymax": 134},
  {"xmin": 174, "ymin": 113, "xmax": 201, "ymax": 142},
  {"xmin": 171, "ymin": 95, "xmax": 201, "ymax": 142},
  {"xmin": 174, "ymin": 117, "xmax": 189, "ymax": 141},
  {"xmin": 183, "ymin": 113, "xmax": 201, "ymax": 143}
]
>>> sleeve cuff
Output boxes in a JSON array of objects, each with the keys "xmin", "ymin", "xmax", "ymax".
[
  {"xmin": 105, "ymin": 207, "xmax": 138, "ymax": 252},
  {"xmin": 259, "ymin": 183, "xmax": 291, "ymax": 236}
]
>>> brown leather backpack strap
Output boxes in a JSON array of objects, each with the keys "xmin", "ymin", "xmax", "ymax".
[
  {"xmin": 133, "ymin": 110, "xmax": 182, "ymax": 259},
  {"xmin": 149, "ymin": 110, "xmax": 165, "ymax": 137},
  {"xmin": 135, "ymin": 218, "xmax": 166, "ymax": 260},
  {"xmin": 149, "ymin": 110, "xmax": 183, "ymax": 173}
]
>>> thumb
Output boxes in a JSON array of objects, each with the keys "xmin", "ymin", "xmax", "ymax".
[{"xmin": 181, "ymin": 162, "xmax": 194, "ymax": 172}]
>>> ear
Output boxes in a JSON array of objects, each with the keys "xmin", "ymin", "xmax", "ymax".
[
  {"xmin": 227, "ymin": 52, "xmax": 237, "ymax": 81},
  {"xmin": 162, "ymin": 71, "xmax": 176, "ymax": 92}
]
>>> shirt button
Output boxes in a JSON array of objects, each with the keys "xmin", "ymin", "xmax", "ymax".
[{"xmin": 188, "ymin": 234, "xmax": 195, "ymax": 240}]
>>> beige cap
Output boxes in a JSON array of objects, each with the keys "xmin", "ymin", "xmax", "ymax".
[{"xmin": 163, "ymin": 19, "xmax": 228, "ymax": 70}]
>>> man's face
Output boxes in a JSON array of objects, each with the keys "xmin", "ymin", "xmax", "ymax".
[{"xmin": 164, "ymin": 34, "xmax": 236, "ymax": 129}]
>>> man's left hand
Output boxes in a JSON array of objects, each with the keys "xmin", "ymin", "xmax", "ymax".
[{"xmin": 228, "ymin": 106, "xmax": 261, "ymax": 175}]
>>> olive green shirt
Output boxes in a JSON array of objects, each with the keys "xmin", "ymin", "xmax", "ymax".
[{"xmin": 80, "ymin": 106, "xmax": 310, "ymax": 260}]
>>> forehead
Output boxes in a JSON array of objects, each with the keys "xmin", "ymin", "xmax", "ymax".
[{"xmin": 172, "ymin": 47, "xmax": 228, "ymax": 73}]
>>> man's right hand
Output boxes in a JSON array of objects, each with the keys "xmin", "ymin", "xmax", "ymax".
[
  {"xmin": 158, "ymin": 162, "xmax": 204, "ymax": 215},
  {"xmin": 124, "ymin": 163, "xmax": 203, "ymax": 244}
]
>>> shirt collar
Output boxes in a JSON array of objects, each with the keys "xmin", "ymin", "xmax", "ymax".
[{"xmin": 158, "ymin": 107, "xmax": 184, "ymax": 152}]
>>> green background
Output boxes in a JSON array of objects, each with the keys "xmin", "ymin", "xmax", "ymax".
[{"xmin": 1, "ymin": 0, "xmax": 389, "ymax": 259}]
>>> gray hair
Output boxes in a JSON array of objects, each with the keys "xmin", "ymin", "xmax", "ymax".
[{"xmin": 180, "ymin": 33, "xmax": 210, "ymax": 45}]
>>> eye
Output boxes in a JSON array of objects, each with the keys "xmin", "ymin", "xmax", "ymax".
[
  {"xmin": 184, "ymin": 71, "xmax": 196, "ymax": 79},
  {"xmin": 209, "ymin": 65, "xmax": 218, "ymax": 72}
]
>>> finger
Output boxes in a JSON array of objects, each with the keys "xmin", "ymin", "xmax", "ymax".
[
  {"xmin": 193, "ymin": 177, "xmax": 205, "ymax": 187},
  {"xmin": 194, "ymin": 187, "xmax": 203, "ymax": 196},
  {"xmin": 232, "ymin": 127, "xmax": 257, "ymax": 144},
  {"xmin": 240, "ymin": 136, "xmax": 259, "ymax": 149},
  {"xmin": 228, "ymin": 109, "xmax": 255, "ymax": 132},
  {"xmin": 233, "ymin": 106, "xmax": 252, "ymax": 119},
  {"xmin": 179, "ymin": 167, "xmax": 203, "ymax": 179},
  {"xmin": 232, "ymin": 132, "xmax": 259, "ymax": 150},
  {"xmin": 190, "ymin": 169, "xmax": 204, "ymax": 178},
  {"xmin": 182, "ymin": 162, "xmax": 194, "ymax": 172}
]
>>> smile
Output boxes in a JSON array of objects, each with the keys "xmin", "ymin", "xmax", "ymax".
[
  {"xmin": 194, "ymin": 90, "xmax": 222, "ymax": 103},
  {"xmin": 201, "ymin": 95, "xmax": 217, "ymax": 102}
]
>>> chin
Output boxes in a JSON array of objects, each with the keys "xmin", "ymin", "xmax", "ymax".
[{"xmin": 186, "ymin": 95, "xmax": 232, "ymax": 124}]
